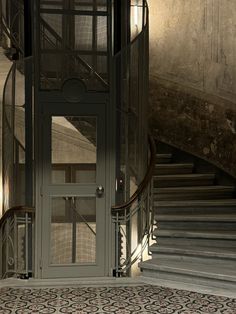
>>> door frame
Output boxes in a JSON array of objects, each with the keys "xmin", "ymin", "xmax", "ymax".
[{"xmin": 34, "ymin": 92, "xmax": 116, "ymax": 278}]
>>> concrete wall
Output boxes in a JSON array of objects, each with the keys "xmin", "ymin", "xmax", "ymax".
[{"xmin": 148, "ymin": 0, "xmax": 236, "ymax": 177}]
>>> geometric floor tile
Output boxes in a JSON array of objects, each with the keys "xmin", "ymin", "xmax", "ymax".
[{"xmin": 0, "ymin": 285, "xmax": 235, "ymax": 313}]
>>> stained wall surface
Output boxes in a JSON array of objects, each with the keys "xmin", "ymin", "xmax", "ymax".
[
  {"xmin": 148, "ymin": 0, "xmax": 236, "ymax": 176},
  {"xmin": 149, "ymin": 0, "xmax": 236, "ymax": 102}
]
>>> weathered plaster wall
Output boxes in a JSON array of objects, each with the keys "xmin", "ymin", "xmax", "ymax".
[
  {"xmin": 149, "ymin": 79, "xmax": 236, "ymax": 177},
  {"xmin": 148, "ymin": 0, "xmax": 236, "ymax": 177},
  {"xmin": 149, "ymin": 0, "xmax": 236, "ymax": 101}
]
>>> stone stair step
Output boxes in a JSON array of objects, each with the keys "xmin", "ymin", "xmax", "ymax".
[
  {"xmin": 154, "ymin": 185, "xmax": 235, "ymax": 200},
  {"xmin": 155, "ymin": 214, "xmax": 236, "ymax": 222},
  {"xmin": 155, "ymin": 163, "xmax": 194, "ymax": 175},
  {"xmin": 147, "ymin": 253, "xmax": 236, "ymax": 267},
  {"xmin": 158, "ymin": 222, "xmax": 236, "ymax": 231},
  {"xmin": 155, "ymin": 199, "xmax": 236, "ymax": 207},
  {"xmin": 156, "ymin": 154, "xmax": 172, "ymax": 164},
  {"xmin": 154, "ymin": 199, "xmax": 236, "ymax": 214},
  {"xmin": 154, "ymin": 229, "xmax": 236, "ymax": 240},
  {"xmin": 156, "ymin": 213, "xmax": 236, "ymax": 230},
  {"xmin": 139, "ymin": 258, "xmax": 236, "ymax": 283},
  {"xmin": 149, "ymin": 244, "xmax": 236, "ymax": 260},
  {"xmin": 154, "ymin": 173, "xmax": 215, "ymax": 187},
  {"xmin": 157, "ymin": 237, "xmax": 236, "ymax": 248}
]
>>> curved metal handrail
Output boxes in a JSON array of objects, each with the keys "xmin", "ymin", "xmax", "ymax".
[
  {"xmin": 112, "ymin": 134, "xmax": 156, "ymax": 212},
  {"xmin": 0, "ymin": 206, "xmax": 34, "ymax": 228}
]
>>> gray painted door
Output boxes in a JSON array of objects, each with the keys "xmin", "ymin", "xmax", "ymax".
[{"xmin": 40, "ymin": 103, "xmax": 106, "ymax": 278}]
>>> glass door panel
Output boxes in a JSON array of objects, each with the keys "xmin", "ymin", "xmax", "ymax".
[
  {"xmin": 51, "ymin": 116, "xmax": 97, "ymax": 184},
  {"xmin": 50, "ymin": 196, "xmax": 96, "ymax": 265}
]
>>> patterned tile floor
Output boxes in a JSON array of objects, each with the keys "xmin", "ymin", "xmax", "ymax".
[{"xmin": 0, "ymin": 285, "xmax": 235, "ymax": 314}]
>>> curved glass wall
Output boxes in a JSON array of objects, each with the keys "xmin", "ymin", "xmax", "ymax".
[
  {"xmin": 2, "ymin": 57, "xmax": 33, "ymax": 212},
  {"xmin": 114, "ymin": 1, "xmax": 149, "ymax": 205}
]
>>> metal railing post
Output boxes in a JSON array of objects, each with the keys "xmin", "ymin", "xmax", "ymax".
[
  {"xmin": 115, "ymin": 212, "xmax": 119, "ymax": 277},
  {"xmin": 25, "ymin": 212, "xmax": 29, "ymax": 276},
  {"xmin": 13, "ymin": 213, "xmax": 18, "ymax": 274},
  {"xmin": 5, "ymin": 218, "xmax": 10, "ymax": 277}
]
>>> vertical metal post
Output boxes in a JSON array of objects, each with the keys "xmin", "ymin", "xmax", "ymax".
[
  {"xmin": 15, "ymin": 142, "xmax": 20, "ymax": 203},
  {"xmin": 115, "ymin": 212, "xmax": 119, "ymax": 277},
  {"xmin": 24, "ymin": 0, "xmax": 33, "ymax": 207},
  {"xmin": 13, "ymin": 213, "xmax": 18, "ymax": 274},
  {"xmin": 5, "ymin": 218, "xmax": 9, "ymax": 277},
  {"xmin": 92, "ymin": 0, "xmax": 98, "ymax": 72},
  {"xmin": 11, "ymin": 64, "xmax": 16, "ymax": 208},
  {"xmin": 72, "ymin": 197, "xmax": 77, "ymax": 264},
  {"xmin": 25, "ymin": 212, "xmax": 29, "ymax": 276}
]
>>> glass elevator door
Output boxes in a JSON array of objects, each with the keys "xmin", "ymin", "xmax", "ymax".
[{"xmin": 40, "ymin": 103, "xmax": 106, "ymax": 278}]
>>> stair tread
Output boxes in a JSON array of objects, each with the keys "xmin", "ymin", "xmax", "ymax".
[
  {"xmin": 156, "ymin": 214, "xmax": 236, "ymax": 222},
  {"xmin": 156, "ymin": 229, "xmax": 236, "ymax": 239},
  {"xmin": 155, "ymin": 185, "xmax": 235, "ymax": 192},
  {"xmin": 156, "ymin": 154, "xmax": 172, "ymax": 158},
  {"xmin": 139, "ymin": 258, "xmax": 236, "ymax": 280},
  {"xmin": 150, "ymin": 244, "xmax": 236, "ymax": 257},
  {"xmin": 155, "ymin": 199, "xmax": 236, "ymax": 207},
  {"xmin": 154, "ymin": 173, "xmax": 215, "ymax": 179},
  {"xmin": 155, "ymin": 163, "xmax": 194, "ymax": 168}
]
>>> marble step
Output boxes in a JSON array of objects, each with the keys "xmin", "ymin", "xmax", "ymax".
[
  {"xmin": 147, "ymin": 253, "xmax": 236, "ymax": 267},
  {"xmin": 157, "ymin": 223, "xmax": 236, "ymax": 231},
  {"xmin": 149, "ymin": 244, "xmax": 236, "ymax": 260},
  {"xmin": 154, "ymin": 229, "xmax": 236, "ymax": 240},
  {"xmin": 156, "ymin": 214, "xmax": 236, "ymax": 230},
  {"xmin": 157, "ymin": 236, "xmax": 236, "ymax": 249},
  {"xmin": 155, "ymin": 163, "xmax": 194, "ymax": 175},
  {"xmin": 139, "ymin": 258, "xmax": 236, "ymax": 287},
  {"xmin": 156, "ymin": 154, "xmax": 172, "ymax": 164},
  {"xmin": 154, "ymin": 173, "xmax": 215, "ymax": 188},
  {"xmin": 155, "ymin": 214, "xmax": 236, "ymax": 222},
  {"xmin": 154, "ymin": 199, "xmax": 236, "ymax": 214},
  {"xmin": 154, "ymin": 185, "xmax": 235, "ymax": 200}
]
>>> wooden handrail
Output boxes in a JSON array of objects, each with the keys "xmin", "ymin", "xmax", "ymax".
[
  {"xmin": 0, "ymin": 206, "xmax": 34, "ymax": 228},
  {"xmin": 111, "ymin": 134, "xmax": 156, "ymax": 213}
]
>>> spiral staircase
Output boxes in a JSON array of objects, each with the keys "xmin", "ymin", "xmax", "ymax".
[
  {"xmin": 1, "ymin": 0, "xmax": 236, "ymax": 293},
  {"xmin": 140, "ymin": 142, "xmax": 236, "ymax": 291}
]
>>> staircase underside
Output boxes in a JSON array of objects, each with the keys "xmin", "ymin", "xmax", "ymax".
[{"xmin": 139, "ymin": 142, "xmax": 236, "ymax": 291}]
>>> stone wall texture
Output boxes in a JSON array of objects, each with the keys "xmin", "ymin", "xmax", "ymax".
[{"xmin": 148, "ymin": 0, "xmax": 236, "ymax": 177}]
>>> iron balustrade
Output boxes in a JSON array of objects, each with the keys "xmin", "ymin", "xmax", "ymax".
[{"xmin": 0, "ymin": 206, "xmax": 34, "ymax": 279}]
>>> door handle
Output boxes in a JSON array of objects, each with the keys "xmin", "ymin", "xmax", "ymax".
[{"xmin": 96, "ymin": 185, "xmax": 104, "ymax": 197}]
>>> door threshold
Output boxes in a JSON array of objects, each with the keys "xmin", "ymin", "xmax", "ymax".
[{"xmin": 0, "ymin": 276, "xmax": 145, "ymax": 288}]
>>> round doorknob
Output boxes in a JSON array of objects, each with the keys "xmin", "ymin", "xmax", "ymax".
[{"xmin": 96, "ymin": 185, "xmax": 104, "ymax": 197}]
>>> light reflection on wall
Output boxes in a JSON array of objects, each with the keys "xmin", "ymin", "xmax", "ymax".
[{"xmin": 130, "ymin": 0, "xmax": 145, "ymax": 40}]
